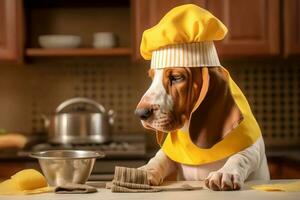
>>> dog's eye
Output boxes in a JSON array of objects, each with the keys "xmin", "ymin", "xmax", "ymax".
[{"xmin": 169, "ymin": 75, "xmax": 184, "ymax": 85}]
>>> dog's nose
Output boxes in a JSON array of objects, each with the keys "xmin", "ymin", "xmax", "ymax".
[{"xmin": 135, "ymin": 108, "xmax": 152, "ymax": 120}]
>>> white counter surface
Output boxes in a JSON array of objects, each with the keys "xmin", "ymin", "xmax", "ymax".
[{"xmin": 0, "ymin": 180, "xmax": 299, "ymax": 200}]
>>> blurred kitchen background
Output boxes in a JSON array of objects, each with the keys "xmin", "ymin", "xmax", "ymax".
[{"xmin": 0, "ymin": 0, "xmax": 299, "ymax": 181}]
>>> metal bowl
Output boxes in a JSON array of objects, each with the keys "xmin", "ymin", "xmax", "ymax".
[{"xmin": 30, "ymin": 150, "xmax": 105, "ymax": 186}]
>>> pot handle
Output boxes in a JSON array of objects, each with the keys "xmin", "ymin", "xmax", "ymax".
[
  {"xmin": 56, "ymin": 97, "xmax": 106, "ymax": 113},
  {"xmin": 108, "ymin": 109, "xmax": 116, "ymax": 125},
  {"xmin": 41, "ymin": 114, "xmax": 50, "ymax": 129}
]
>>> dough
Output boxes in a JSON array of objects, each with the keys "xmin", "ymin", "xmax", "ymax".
[
  {"xmin": 252, "ymin": 181, "xmax": 300, "ymax": 192},
  {"xmin": 0, "ymin": 169, "xmax": 53, "ymax": 195}
]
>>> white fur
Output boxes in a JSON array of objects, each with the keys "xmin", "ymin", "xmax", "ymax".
[{"xmin": 141, "ymin": 70, "xmax": 173, "ymax": 111}]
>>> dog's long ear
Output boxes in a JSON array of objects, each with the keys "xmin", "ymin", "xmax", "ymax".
[
  {"xmin": 189, "ymin": 67, "xmax": 244, "ymax": 149},
  {"xmin": 156, "ymin": 131, "xmax": 166, "ymax": 146}
]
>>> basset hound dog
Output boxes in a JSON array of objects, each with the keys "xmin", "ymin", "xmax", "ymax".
[{"xmin": 135, "ymin": 67, "xmax": 270, "ymax": 191}]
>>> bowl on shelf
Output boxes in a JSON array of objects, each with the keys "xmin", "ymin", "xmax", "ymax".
[
  {"xmin": 93, "ymin": 32, "xmax": 118, "ymax": 48},
  {"xmin": 30, "ymin": 150, "xmax": 105, "ymax": 186},
  {"xmin": 38, "ymin": 35, "xmax": 82, "ymax": 48}
]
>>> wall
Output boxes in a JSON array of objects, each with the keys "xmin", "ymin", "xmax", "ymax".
[
  {"xmin": 0, "ymin": 57, "xmax": 149, "ymax": 135},
  {"xmin": 0, "ymin": 58, "xmax": 299, "ymax": 147},
  {"xmin": 225, "ymin": 59, "xmax": 299, "ymax": 147}
]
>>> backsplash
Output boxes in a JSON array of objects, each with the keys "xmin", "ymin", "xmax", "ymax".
[
  {"xmin": 0, "ymin": 57, "xmax": 150, "ymax": 136},
  {"xmin": 0, "ymin": 58, "xmax": 299, "ymax": 147},
  {"xmin": 226, "ymin": 60, "xmax": 300, "ymax": 147}
]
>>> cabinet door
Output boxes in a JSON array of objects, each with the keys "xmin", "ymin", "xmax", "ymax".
[
  {"xmin": 0, "ymin": 162, "xmax": 26, "ymax": 180},
  {"xmin": 284, "ymin": 0, "xmax": 300, "ymax": 56},
  {"xmin": 208, "ymin": 0, "xmax": 280, "ymax": 57},
  {"xmin": 0, "ymin": 0, "xmax": 23, "ymax": 63},
  {"xmin": 131, "ymin": 0, "xmax": 206, "ymax": 60}
]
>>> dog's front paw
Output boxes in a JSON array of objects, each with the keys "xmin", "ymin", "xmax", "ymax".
[{"xmin": 204, "ymin": 171, "xmax": 242, "ymax": 191}]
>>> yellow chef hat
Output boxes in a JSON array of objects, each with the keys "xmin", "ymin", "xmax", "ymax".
[{"xmin": 140, "ymin": 4, "xmax": 227, "ymax": 69}]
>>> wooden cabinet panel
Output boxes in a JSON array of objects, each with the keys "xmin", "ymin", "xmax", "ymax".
[
  {"xmin": 207, "ymin": 0, "xmax": 280, "ymax": 57},
  {"xmin": 268, "ymin": 157, "xmax": 300, "ymax": 179},
  {"xmin": 268, "ymin": 160, "xmax": 282, "ymax": 179},
  {"xmin": 0, "ymin": 162, "xmax": 26, "ymax": 180},
  {"xmin": 132, "ymin": 0, "xmax": 280, "ymax": 60},
  {"xmin": 284, "ymin": 0, "xmax": 300, "ymax": 56},
  {"xmin": 146, "ymin": 0, "xmax": 206, "ymax": 27},
  {"xmin": 0, "ymin": 0, "xmax": 23, "ymax": 63},
  {"xmin": 282, "ymin": 165, "xmax": 300, "ymax": 179}
]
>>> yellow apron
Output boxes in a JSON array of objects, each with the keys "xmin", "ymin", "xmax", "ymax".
[{"xmin": 159, "ymin": 67, "xmax": 261, "ymax": 166}]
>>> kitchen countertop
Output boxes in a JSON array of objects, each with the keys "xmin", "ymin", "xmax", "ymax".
[
  {"xmin": 0, "ymin": 180, "xmax": 299, "ymax": 200},
  {"xmin": 1, "ymin": 146, "xmax": 299, "ymax": 161},
  {"xmin": 0, "ymin": 149, "xmax": 154, "ymax": 161}
]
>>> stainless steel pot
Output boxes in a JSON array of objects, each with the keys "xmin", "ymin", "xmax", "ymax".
[{"xmin": 43, "ymin": 97, "xmax": 114, "ymax": 144}]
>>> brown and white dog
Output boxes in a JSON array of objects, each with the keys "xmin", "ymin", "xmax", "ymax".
[{"xmin": 135, "ymin": 67, "xmax": 270, "ymax": 191}]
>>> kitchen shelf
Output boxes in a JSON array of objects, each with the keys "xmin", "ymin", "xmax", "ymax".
[{"xmin": 25, "ymin": 47, "xmax": 132, "ymax": 57}]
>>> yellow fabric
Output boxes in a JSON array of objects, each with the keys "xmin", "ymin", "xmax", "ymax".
[
  {"xmin": 161, "ymin": 67, "xmax": 261, "ymax": 165},
  {"xmin": 252, "ymin": 181, "xmax": 300, "ymax": 192},
  {"xmin": 140, "ymin": 4, "xmax": 228, "ymax": 60},
  {"xmin": 0, "ymin": 169, "xmax": 53, "ymax": 195}
]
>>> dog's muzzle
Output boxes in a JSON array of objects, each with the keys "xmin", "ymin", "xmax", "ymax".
[{"xmin": 134, "ymin": 108, "xmax": 153, "ymax": 120}]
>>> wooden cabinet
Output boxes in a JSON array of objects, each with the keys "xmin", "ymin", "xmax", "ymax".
[
  {"xmin": 208, "ymin": 0, "xmax": 280, "ymax": 57},
  {"xmin": 0, "ymin": 0, "xmax": 23, "ymax": 63},
  {"xmin": 284, "ymin": 0, "xmax": 300, "ymax": 56},
  {"xmin": 0, "ymin": 161, "xmax": 26, "ymax": 180},
  {"xmin": 132, "ymin": 0, "xmax": 280, "ymax": 60},
  {"xmin": 0, "ymin": 0, "xmax": 293, "ymax": 61},
  {"xmin": 268, "ymin": 157, "xmax": 300, "ymax": 179},
  {"xmin": 25, "ymin": 0, "xmax": 132, "ymax": 58}
]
